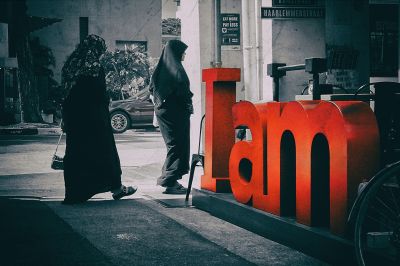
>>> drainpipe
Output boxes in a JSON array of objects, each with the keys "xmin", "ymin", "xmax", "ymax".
[
  {"xmin": 242, "ymin": 0, "xmax": 252, "ymax": 100},
  {"xmin": 16, "ymin": 69, "xmax": 23, "ymax": 123},
  {"xmin": 213, "ymin": 0, "xmax": 222, "ymax": 67},
  {"xmin": 255, "ymin": 0, "xmax": 262, "ymax": 100}
]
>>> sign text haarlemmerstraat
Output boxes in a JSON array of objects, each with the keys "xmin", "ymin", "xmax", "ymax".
[{"xmin": 261, "ymin": 7, "xmax": 325, "ymax": 19}]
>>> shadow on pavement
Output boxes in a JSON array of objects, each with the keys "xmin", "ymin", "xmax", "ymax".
[
  {"xmin": 0, "ymin": 197, "xmax": 254, "ymax": 266},
  {"xmin": 0, "ymin": 197, "xmax": 113, "ymax": 266}
]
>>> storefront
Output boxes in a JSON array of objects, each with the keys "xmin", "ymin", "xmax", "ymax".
[
  {"xmin": 176, "ymin": 1, "xmax": 400, "ymax": 264},
  {"xmin": 0, "ymin": 23, "xmax": 19, "ymax": 125},
  {"xmin": 176, "ymin": 0, "xmax": 400, "ymax": 160}
]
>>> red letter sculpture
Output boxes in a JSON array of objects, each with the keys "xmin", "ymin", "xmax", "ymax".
[
  {"xmin": 229, "ymin": 100, "xmax": 380, "ymax": 236},
  {"xmin": 229, "ymin": 101, "xmax": 268, "ymax": 204},
  {"xmin": 201, "ymin": 68, "xmax": 241, "ymax": 192}
]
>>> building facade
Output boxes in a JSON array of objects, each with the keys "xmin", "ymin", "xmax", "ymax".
[
  {"xmin": 177, "ymin": 0, "xmax": 399, "ymax": 153},
  {"xmin": 27, "ymin": 0, "xmax": 163, "ymax": 83}
]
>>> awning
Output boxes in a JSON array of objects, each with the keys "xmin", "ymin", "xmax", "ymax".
[{"xmin": 29, "ymin": 16, "xmax": 62, "ymax": 32}]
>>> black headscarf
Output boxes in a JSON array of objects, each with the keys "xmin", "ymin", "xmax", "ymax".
[
  {"xmin": 61, "ymin": 34, "xmax": 107, "ymax": 92},
  {"xmin": 149, "ymin": 40, "xmax": 190, "ymax": 107}
]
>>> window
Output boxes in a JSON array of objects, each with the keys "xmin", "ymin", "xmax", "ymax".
[
  {"xmin": 79, "ymin": 17, "xmax": 89, "ymax": 42},
  {"xmin": 370, "ymin": 4, "xmax": 398, "ymax": 77}
]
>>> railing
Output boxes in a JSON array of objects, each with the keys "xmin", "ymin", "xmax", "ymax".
[{"xmin": 267, "ymin": 57, "xmax": 327, "ymax": 101}]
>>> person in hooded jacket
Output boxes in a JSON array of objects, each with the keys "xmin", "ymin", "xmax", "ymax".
[
  {"xmin": 149, "ymin": 40, "xmax": 193, "ymax": 194},
  {"xmin": 61, "ymin": 34, "xmax": 137, "ymax": 204}
]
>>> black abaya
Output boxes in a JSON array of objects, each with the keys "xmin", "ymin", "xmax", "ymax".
[
  {"xmin": 155, "ymin": 94, "xmax": 191, "ymax": 187},
  {"xmin": 62, "ymin": 70, "xmax": 122, "ymax": 203},
  {"xmin": 150, "ymin": 40, "xmax": 193, "ymax": 187}
]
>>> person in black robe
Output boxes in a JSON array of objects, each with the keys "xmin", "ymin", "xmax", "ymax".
[
  {"xmin": 61, "ymin": 34, "xmax": 137, "ymax": 204},
  {"xmin": 149, "ymin": 40, "xmax": 193, "ymax": 194}
]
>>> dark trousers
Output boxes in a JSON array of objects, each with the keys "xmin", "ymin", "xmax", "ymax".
[{"xmin": 155, "ymin": 97, "xmax": 190, "ymax": 187}]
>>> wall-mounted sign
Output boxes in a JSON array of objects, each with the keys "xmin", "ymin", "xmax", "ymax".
[
  {"xmin": 261, "ymin": 7, "xmax": 325, "ymax": 19},
  {"xmin": 220, "ymin": 13, "xmax": 240, "ymax": 50},
  {"xmin": 272, "ymin": 0, "xmax": 317, "ymax": 6}
]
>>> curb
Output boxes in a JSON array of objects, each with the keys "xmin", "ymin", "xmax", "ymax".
[
  {"xmin": 0, "ymin": 127, "xmax": 62, "ymax": 136},
  {"xmin": 37, "ymin": 128, "xmax": 62, "ymax": 135},
  {"xmin": 0, "ymin": 128, "xmax": 38, "ymax": 135}
]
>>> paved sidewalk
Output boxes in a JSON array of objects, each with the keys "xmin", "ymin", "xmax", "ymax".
[
  {"xmin": 1, "ymin": 197, "xmax": 255, "ymax": 266},
  {"xmin": 0, "ymin": 174, "xmax": 327, "ymax": 265},
  {"xmin": 0, "ymin": 132, "xmax": 328, "ymax": 266}
]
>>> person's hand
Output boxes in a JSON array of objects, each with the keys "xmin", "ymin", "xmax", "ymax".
[
  {"xmin": 149, "ymin": 94, "xmax": 155, "ymax": 104},
  {"xmin": 187, "ymin": 103, "xmax": 194, "ymax": 114},
  {"xmin": 61, "ymin": 120, "xmax": 66, "ymax": 132}
]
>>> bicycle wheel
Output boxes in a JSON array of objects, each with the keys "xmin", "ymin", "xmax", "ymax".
[{"xmin": 354, "ymin": 161, "xmax": 400, "ymax": 266}]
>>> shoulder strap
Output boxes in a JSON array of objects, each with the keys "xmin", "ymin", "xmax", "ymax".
[{"xmin": 54, "ymin": 120, "xmax": 64, "ymax": 156}]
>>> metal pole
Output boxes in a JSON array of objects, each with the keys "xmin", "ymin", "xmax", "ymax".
[
  {"xmin": 312, "ymin": 73, "xmax": 320, "ymax": 100},
  {"xmin": 15, "ymin": 68, "xmax": 23, "ymax": 123},
  {"xmin": 277, "ymin": 64, "xmax": 306, "ymax": 72},
  {"xmin": 255, "ymin": 0, "xmax": 262, "ymax": 100},
  {"xmin": 214, "ymin": 0, "xmax": 222, "ymax": 67},
  {"xmin": 273, "ymin": 77, "xmax": 280, "ymax": 101}
]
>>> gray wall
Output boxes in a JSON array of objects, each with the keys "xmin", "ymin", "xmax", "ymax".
[
  {"xmin": 262, "ymin": 0, "xmax": 326, "ymax": 102},
  {"xmin": 27, "ymin": 0, "xmax": 162, "ymax": 83},
  {"xmin": 261, "ymin": 0, "xmax": 326, "ymax": 102},
  {"xmin": 0, "ymin": 23, "xmax": 8, "ymax": 58},
  {"xmin": 272, "ymin": 18, "xmax": 325, "ymax": 101},
  {"xmin": 162, "ymin": 0, "xmax": 177, "ymax": 18},
  {"xmin": 262, "ymin": 0, "xmax": 370, "ymax": 101}
]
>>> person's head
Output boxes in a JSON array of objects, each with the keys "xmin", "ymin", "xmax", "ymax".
[
  {"xmin": 78, "ymin": 34, "xmax": 107, "ymax": 59},
  {"xmin": 150, "ymin": 40, "xmax": 189, "ymax": 96},
  {"xmin": 62, "ymin": 34, "xmax": 107, "ymax": 87},
  {"xmin": 164, "ymin": 40, "xmax": 188, "ymax": 62}
]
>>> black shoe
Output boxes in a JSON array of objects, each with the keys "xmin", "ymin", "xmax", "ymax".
[
  {"xmin": 163, "ymin": 182, "xmax": 187, "ymax": 195},
  {"xmin": 112, "ymin": 185, "xmax": 138, "ymax": 200}
]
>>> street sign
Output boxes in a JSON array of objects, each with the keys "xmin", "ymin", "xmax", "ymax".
[
  {"xmin": 220, "ymin": 13, "xmax": 240, "ymax": 50},
  {"xmin": 261, "ymin": 7, "xmax": 324, "ymax": 19}
]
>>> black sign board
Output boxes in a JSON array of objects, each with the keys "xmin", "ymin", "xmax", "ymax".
[
  {"xmin": 220, "ymin": 13, "xmax": 240, "ymax": 46},
  {"xmin": 272, "ymin": 0, "xmax": 317, "ymax": 6},
  {"xmin": 261, "ymin": 7, "xmax": 325, "ymax": 19}
]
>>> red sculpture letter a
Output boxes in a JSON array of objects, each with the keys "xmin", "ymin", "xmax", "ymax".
[
  {"xmin": 229, "ymin": 101, "xmax": 267, "ymax": 204},
  {"xmin": 201, "ymin": 68, "xmax": 241, "ymax": 192}
]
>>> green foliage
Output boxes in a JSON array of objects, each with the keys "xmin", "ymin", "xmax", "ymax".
[
  {"xmin": 162, "ymin": 18, "xmax": 181, "ymax": 36},
  {"xmin": 100, "ymin": 48, "xmax": 155, "ymax": 101}
]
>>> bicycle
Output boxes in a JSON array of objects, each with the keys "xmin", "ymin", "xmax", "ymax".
[
  {"xmin": 349, "ymin": 161, "xmax": 400, "ymax": 266},
  {"xmin": 348, "ymin": 82, "xmax": 400, "ymax": 265}
]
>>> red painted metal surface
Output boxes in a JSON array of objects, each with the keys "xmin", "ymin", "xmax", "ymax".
[
  {"xmin": 229, "ymin": 101, "xmax": 267, "ymax": 204},
  {"xmin": 229, "ymin": 100, "xmax": 380, "ymax": 236},
  {"xmin": 201, "ymin": 68, "xmax": 241, "ymax": 192}
]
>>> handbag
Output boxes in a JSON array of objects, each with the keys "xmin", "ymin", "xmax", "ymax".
[{"xmin": 51, "ymin": 130, "xmax": 64, "ymax": 170}]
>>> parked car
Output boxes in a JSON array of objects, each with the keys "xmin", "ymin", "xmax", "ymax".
[{"xmin": 109, "ymin": 97, "xmax": 155, "ymax": 133}]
